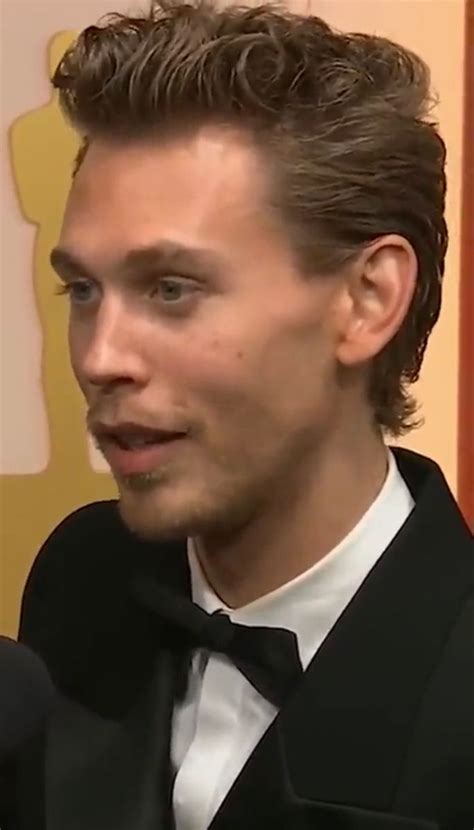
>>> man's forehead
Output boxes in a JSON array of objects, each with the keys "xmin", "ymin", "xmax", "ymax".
[
  {"xmin": 72, "ymin": 126, "xmax": 266, "ymax": 191},
  {"xmin": 61, "ymin": 127, "xmax": 275, "ymax": 254}
]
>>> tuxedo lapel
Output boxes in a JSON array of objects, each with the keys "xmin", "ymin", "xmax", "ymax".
[
  {"xmin": 210, "ymin": 449, "xmax": 472, "ymax": 827},
  {"xmin": 207, "ymin": 723, "xmax": 438, "ymax": 829},
  {"xmin": 40, "ymin": 532, "xmax": 192, "ymax": 830},
  {"xmin": 45, "ymin": 646, "xmax": 180, "ymax": 830},
  {"xmin": 17, "ymin": 501, "xmax": 191, "ymax": 830}
]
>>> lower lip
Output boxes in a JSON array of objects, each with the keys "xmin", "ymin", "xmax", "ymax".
[{"xmin": 101, "ymin": 437, "xmax": 187, "ymax": 476}]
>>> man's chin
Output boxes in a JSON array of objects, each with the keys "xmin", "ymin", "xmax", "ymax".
[
  {"xmin": 117, "ymin": 496, "xmax": 188, "ymax": 541},
  {"xmin": 115, "ymin": 469, "xmax": 167, "ymax": 493},
  {"xmin": 115, "ymin": 476, "xmax": 203, "ymax": 541},
  {"xmin": 114, "ymin": 469, "xmax": 253, "ymax": 543}
]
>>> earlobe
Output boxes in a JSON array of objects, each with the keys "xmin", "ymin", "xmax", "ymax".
[{"xmin": 335, "ymin": 235, "xmax": 417, "ymax": 367}]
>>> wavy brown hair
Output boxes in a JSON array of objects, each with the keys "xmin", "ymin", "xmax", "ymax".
[{"xmin": 52, "ymin": 1, "xmax": 448, "ymax": 435}]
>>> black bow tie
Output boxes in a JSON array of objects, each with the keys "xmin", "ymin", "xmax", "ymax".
[{"xmin": 134, "ymin": 576, "xmax": 304, "ymax": 708}]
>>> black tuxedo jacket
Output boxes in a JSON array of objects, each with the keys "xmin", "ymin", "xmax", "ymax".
[{"xmin": 1, "ymin": 448, "xmax": 473, "ymax": 829}]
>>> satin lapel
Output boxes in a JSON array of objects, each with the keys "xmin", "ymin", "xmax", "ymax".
[
  {"xmin": 45, "ymin": 646, "xmax": 180, "ymax": 830},
  {"xmin": 211, "ymin": 450, "xmax": 472, "ymax": 826},
  {"xmin": 208, "ymin": 726, "xmax": 437, "ymax": 830},
  {"xmin": 41, "ymin": 533, "xmax": 191, "ymax": 830}
]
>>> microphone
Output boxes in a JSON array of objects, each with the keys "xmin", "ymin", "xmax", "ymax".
[{"xmin": 0, "ymin": 636, "xmax": 57, "ymax": 759}]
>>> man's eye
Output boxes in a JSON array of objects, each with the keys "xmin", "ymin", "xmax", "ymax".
[
  {"xmin": 54, "ymin": 280, "xmax": 97, "ymax": 304},
  {"xmin": 152, "ymin": 278, "xmax": 197, "ymax": 304}
]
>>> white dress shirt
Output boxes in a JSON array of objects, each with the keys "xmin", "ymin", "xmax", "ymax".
[{"xmin": 171, "ymin": 450, "xmax": 414, "ymax": 830}]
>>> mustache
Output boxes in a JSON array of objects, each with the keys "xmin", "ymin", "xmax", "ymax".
[{"xmin": 85, "ymin": 406, "xmax": 191, "ymax": 438}]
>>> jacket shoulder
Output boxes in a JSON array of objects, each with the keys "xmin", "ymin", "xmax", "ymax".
[
  {"xmin": 17, "ymin": 500, "xmax": 172, "ymax": 716},
  {"xmin": 394, "ymin": 595, "xmax": 474, "ymax": 824},
  {"xmin": 35, "ymin": 499, "xmax": 121, "ymax": 550},
  {"xmin": 18, "ymin": 500, "xmax": 135, "ymax": 647},
  {"xmin": 21, "ymin": 501, "xmax": 120, "ymax": 606}
]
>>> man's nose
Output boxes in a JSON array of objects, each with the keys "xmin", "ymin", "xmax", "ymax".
[{"xmin": 75, "ymin": 299, "xmax": 149, "ymax": 390}]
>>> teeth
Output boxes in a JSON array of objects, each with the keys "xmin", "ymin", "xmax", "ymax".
[
  {"xmin": 117, "ymin": 435, "xmax": 160, "ymax": 449},
  {"xmin": 126, "ymin": 437, "xmax": 155, "ymax": 448},
  {"xmin": 110, "ymin": 430, "xmax": 184, "ymax": 450}
]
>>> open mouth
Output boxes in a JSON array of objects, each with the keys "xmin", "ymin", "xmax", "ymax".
[
  {"xmin": 90, "ymin": 421, "xmax": 190, "ymax": 476},
  {"xmin": 111, "ymin": 432, "xmax": 185, "ymax": 450},
  {"xmin": 96, "ymin": 427, "xmax": 188, "ymax": 476}
]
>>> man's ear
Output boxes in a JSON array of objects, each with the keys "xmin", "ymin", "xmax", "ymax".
[{"xmin": 335, "ymin": 235, "xmax": 418, "ymax": 367}]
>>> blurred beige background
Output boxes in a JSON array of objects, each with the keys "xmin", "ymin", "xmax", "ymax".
[{"xmin": 0, "ymin": 0, "xmax": 468, "ymax": 637}]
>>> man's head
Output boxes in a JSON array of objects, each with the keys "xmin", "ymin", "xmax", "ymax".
[{"xmin": 50, "ymin": 2, "xmax": 447, "ymax": 540}]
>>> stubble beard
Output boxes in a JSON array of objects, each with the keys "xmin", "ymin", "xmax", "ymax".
[
  {"xmin": 117, "ymin": 469, "xmax": 167, "ymax": 492},
  {"xmin": 112, "ymin": 427, "xmax": 312, "ymax": 544},
  {"xmin": 114, "ymin": 461, "xmax": 270, "ymax": 545}
]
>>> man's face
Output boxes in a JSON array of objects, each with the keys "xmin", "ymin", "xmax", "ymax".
[{"xmin": 54, "ymin": 126, "xmax": 346, "ymax": 540}]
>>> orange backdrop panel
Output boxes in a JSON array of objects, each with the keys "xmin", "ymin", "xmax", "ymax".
[{"xmin": 458, "ymin": 0, "xmax": 474, "ymax": 529}]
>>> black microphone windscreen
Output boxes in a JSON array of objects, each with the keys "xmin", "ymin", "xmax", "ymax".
[{"xmin": 0, "ymin": 637, "xmax": 56, "ymax": 759}]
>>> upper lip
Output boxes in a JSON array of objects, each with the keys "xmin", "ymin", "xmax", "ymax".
[{"xmin": 92, "ymin": 421, "xmax": 188, "ymax": 440}]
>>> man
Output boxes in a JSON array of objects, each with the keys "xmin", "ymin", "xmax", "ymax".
[{"xmin": 3, "ymin": 1, "xmax": 473, "ymax": 828}]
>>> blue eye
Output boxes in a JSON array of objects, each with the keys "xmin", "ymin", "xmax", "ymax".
[
  {"xmin": 53, "ymin": 277, "xmax": 198, "ymax": 310},
  {"xmin": 55, "ymin": 280, "xmax": 97, "ymax": 304},
  {"xmin": 153, "ymin": 279, "xmax": 196, "ymax": 304}
]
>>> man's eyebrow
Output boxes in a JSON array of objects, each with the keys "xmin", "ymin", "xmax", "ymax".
[
  {"xmin": 122, "ymin": 242, "xmax": 224, "ymax": 274},
  {"xmin": 49, "ymin": 241, "xmax": 225, "ymax": 280},
  {"xmin": 49, "ymin": 248, "xmax": 93, "ymax": 279}
]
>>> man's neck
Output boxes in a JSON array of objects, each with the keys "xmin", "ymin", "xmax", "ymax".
[{"xmin": 193, "ymin": 429, "xmax": 389, "ymax": 608}]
